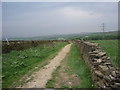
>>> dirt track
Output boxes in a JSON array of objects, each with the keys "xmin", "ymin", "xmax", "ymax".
[{"xmin": 20, "ymin": 44, "xmax": 72, "ymax": 88}]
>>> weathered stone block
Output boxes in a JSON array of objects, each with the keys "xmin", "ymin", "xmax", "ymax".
[
  {"xmin": 99, "ymin": 65, "xmax": 109, "ymax": 71},
  {"xmin": 94, "ymin": 71, "xmax": 103, "ymax": 78},
  {"xmin": 97, "ymin": 59, "xmax": 102, "ymax": 63},
  {"xmin": 111, "ymin": 71, "xmax": 117, "ymax": 77},
  {"xmin": 98, "ymin": 52, "xmax": 106, "ymax": 57},
  {"xmin": 101, "ymin": 56, "xmax": 110, "ymax": 60}
]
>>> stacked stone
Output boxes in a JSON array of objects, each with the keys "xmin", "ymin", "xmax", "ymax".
[{"xmin": 77, "ymin": 40, "xmax": 120, "ymax": 89}]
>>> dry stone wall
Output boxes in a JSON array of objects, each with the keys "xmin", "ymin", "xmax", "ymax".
[
  {"xmin": 2, "ymin": 40, "xmax": 53, "ymax": 53},
  {"xmin": 77, "ymin": 40, "xmax": 120, "ymax": 89},
  {"xmin": 2, "ymin": 40, "xmax": 69, "ymax": 53}
]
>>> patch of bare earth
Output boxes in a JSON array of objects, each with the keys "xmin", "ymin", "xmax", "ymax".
[
  {"xmin": 17, "ymin": 44, "xmax": 72, "ymax": 88},
  {"xmin": 53, "ymin": 48, "xmax": 80, "ymax": 88}
]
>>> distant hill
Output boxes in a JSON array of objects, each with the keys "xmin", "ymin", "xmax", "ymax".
[
  {"xmin": 73, "ymin": 31, "xmax": 119, "ymax": 40},
  {"xmin": 2, "ymin": 31, "xmax": 119, "ymax": 41}
]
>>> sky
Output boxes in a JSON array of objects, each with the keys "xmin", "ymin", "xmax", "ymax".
[{"xmin": 2, "ymin": 2, "xmax": 118, "ymax": 38}]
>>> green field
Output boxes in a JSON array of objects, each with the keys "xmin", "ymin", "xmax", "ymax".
[
  {"xmin": 91, "ymin": 40, "xmax": 119, "ymax": 68},
  {"xmin": 2, "ymin": 42, "xmax": 67, "ymax": 88}
]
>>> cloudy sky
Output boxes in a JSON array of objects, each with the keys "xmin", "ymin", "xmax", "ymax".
[{"xmin": 2, "ymin": 2, "xmax": 118, "ymax": 38}]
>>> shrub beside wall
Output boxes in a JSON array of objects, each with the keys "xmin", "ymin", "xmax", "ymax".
[{"xmin": 77, "ymin": 40, "xmax": 120, "ymax": 89}]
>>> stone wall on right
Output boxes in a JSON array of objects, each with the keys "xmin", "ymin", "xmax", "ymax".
[{"xmin": 77, "ymin": 40, "xmax": 120, "ymax": 89}]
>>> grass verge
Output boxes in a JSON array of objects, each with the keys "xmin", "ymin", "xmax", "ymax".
[
  {"xmin": 2, "ymin": 42, "xmax": 67, "ymax": 88},
  {"xmin": 67, "ymin": 44, "xmax": 94, "ymax": 88},
  {"xmin": 46, "ymin": 43, "xmax": 94, "ymax": 88}
]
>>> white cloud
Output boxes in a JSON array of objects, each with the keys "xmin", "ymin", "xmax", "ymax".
[{"xmin": 56, "ymin": 7, "xmax": 104, "ymax": 20}]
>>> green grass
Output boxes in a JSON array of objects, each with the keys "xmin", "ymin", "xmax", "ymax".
[
  {"xmin": 91, "ymin": 40, "xmax": 119, "ymax": 68},
  {"xmin": 67, "ymin": 44, "xmax": 94, "ymax": 88},
  {"xmin": 2, "ymin": 42, "xmax": 67, "ymax": 88},
  {"xmin": 46, "ymin": 43, "xmax": 94, "ymax": 88},
  {"xmin": 46, "ymin": 66, "xmax": 61, "ymax": 88}
]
